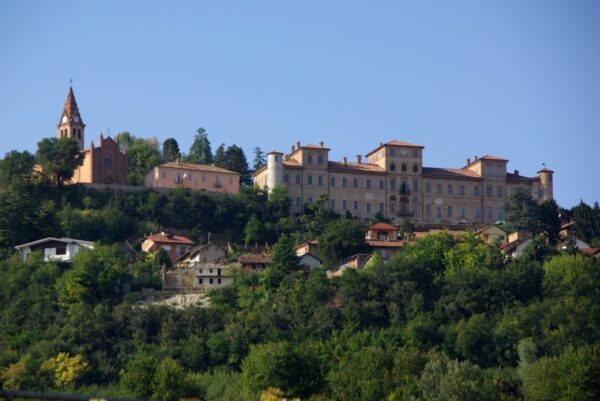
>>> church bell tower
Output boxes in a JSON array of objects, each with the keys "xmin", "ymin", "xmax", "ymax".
[{"xmin": 57, "ymin": 85, "xmax": 85, "ymax": 150}]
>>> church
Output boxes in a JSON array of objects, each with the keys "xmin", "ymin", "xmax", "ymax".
[{"xmin": 57, "ymin": 86, "xmax": 128, "ymax": 185}]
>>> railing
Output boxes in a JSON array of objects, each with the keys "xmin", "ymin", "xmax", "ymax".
[{"xmin": 0, "ymin": 390, "xmax": 147, "ymax": 401}]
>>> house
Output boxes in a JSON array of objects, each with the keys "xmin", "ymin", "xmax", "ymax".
[
  {"xmin": 144, "ymin": 161, "xmax": 240, "ymax": 194},
  {"xmin": 141, "ymin": 232, "xmax": 194, "ymax": 262},
  {"xmin": 501, "ymin": 238, "xmax": 533, "ymax": 258},
  {"xmin": 326, "ymin": 254, "xmax": 371, "ymax": 278},
  {"xmin": 238, "ymin": 254, "xmax": 271, "ymax": 272},
  {"xmin": 163, "ymin": 263, "xmax": 234, "ymax": 290},
  {"xmin": 298, "ymin": 253, "xmax": 322, "ymax": 273},
  {"xmin": 365, "ymin": 222, "xmax": 404, "ymax": 259},
  {"xmin": 295, "ymin": 240, "xmax": 319, "ymax": 257},
  {"xmin": 174, "ymin": 242, "xmax": 227, "ymax": 268},
  {"xmin": 582, "ymin": 247, "xmax": 600, "ymax": 256},
  {"xmin": 477, "ymin": 224, "xmax": 508, "ymax": 245},
  {"xmin": 14, "ymin": 237, "xmax": 94, "ymax": 263}
]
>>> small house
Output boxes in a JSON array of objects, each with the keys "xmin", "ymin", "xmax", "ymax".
[
  {"xmin": 141, "ymin": 231, "xmax": 194, "ymax": 262},
  {"xmin": 14, "ymin": 237, "xmax": 94, "ymax": 263}
]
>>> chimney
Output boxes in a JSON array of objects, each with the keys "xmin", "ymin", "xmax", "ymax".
[
  {"xmin": 356, "ymin": 155, "xmax": 362, "ymax": 164},
  {"xmin": 297, "ymin": 141, "xmax": 301, "ymax": 148},
  {"xmin": 514, "ymin": 169, "xmax": 519, "ymax": 175},
  {"xmin": 343, "ymin": 157, "xmax": 347, "ymax": 165},
  {"xmin": 291, "ymin": 145, "xmax": 296, "ymax": 152},
  {"xmin": 467, "ymin": 158, "xmax": 471, "ymax": 165},
  {"xmin": 319, "ymin": 141, "xmax": 324, "ymax": 147}
]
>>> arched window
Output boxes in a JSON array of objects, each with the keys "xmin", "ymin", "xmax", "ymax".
[{"xmin": 104, "ymin": 156, "xmax": 112, "ymax": 169}]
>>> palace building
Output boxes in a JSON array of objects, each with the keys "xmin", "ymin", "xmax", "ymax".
[
  {"xmin": 252, "ymin": 140, "xmax": 554, "ymax": 224},
  {"xmin": 57, "ymin": 86, "xmax": 128, "ymax": 185}
]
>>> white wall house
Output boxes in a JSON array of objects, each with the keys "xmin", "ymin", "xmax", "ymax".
[{"xmin": 14, "ymin": 237, "xmax": 94, "ymax": 263}]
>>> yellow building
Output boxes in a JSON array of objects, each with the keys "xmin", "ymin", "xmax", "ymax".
[{"xmin": 253, "ymin": 140, "xmax": 553, "ymax": 225}]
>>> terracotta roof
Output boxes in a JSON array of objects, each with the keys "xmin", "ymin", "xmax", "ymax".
[
  {"xmin": 238, "ymin": 255, "xmax": 271, "ymax": 264},
  {"xmin": 366, "ymin": 140, "xmax": 424, "ymax": 156},
  {"xmin": 367, "ymin": 240, "xmax": 405, "ymax": 248},
  {"xmin": 145, "ymin": 232, "xmax": 194, "ymax": 245},
  {"xmin": 158, "ymin": 162, "xmax": 239, "ymax": 175},
  {"xmin": 476, "ymin": 224, "xmax": 508, "ymax": 234},
  {"xmin": 283, "ymin": 159, "xmax": 303, "ymax": 168},
  {"xmin": 328, "ymin": 161, "xmax": 386, "ymax": 173},
  {"xmin": 369, "ymin": 223, "xmax": 398, "ymax": 231},
  {"xmin": 303, "ymin": 144, "xmax": 331, "ymax": 150},
  {"xmin": 505, "ymin": 172, "xmax": 534, "ymax": 182},
  {"xmin": 294, "ymin": 240, "xmax": 319, "ymax": 250},
  {"xmin": 537, "ymin": 167, "xmax": 554, "ymax": 174},
  {"xmin": 174, "ymin": 242, "xmax": 225, "ymax": 264},
  {"xmin": 480, "ymin": 155, "xmax": 508, "ymax": 161},
  {"xmin": 582, "ymin": 247, "xmax": 600, "ymax": 256},
  {"xmin": 422, "ymin": 167, "xmax": 481, "ymax": 180}
]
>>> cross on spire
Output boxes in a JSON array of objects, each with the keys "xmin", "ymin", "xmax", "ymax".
[{"xmin": 69, "ymin": 78, "xmax": 73, "ymax": 87}]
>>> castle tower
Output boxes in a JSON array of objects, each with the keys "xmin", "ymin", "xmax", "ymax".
[
  {"xmin": 266, "ymin": 151, "xmax": 284, "ymax": 193},
  {"xmin": 537, "ymin": 167, "xmax": 554, "ymax": 202},
  {"xmin": 57, "ymin": 86, "xmax": 85, "ymax": 150}
]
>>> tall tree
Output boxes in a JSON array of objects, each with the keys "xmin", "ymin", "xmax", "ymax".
[
  {"xmin": 187, "ymin": 127, "xmax": 214, "ymax": 164},
  {"xmin": 214, "ymin": 143, "xmax": 226, "ymax": 167},
  {"xmin": 222, "ymin": 145, "xmax": 251, "ymax": 185},
  {"xmin": 253, "ymin": 147, "xmax": 266, "ymax": 171},
  {"xmin": 36, "ymin": 137, "xmax": 83, "ymax": 186},
  {"xmin": 537, "ymin": 199, "xmax": 561, "ymax": 243},
  {"xmin": 504, "ymin": 188, "xmax": 540, "ymax": 233},
  {"xmin": 318, "ymin": 219, "xmax": 370, "ymax": 264},
  {"xmin": 161, "ymin": 138, "xmax": 181, "ymax": 162},
  {"xmin": 0, "ymin": 150, "xmax": 36, "ymax": 189},
  {"xmin": 116, "ymin": 132, "xmax": 161, "ymax": 185},
  {"xmin": 571, "ymin": 201, "xmax": 600, "ymax": 244}
]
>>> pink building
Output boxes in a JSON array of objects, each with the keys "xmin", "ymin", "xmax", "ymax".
[{"xmin": 144, "ymin": 161, "xmax": 240, "ymax": 193}]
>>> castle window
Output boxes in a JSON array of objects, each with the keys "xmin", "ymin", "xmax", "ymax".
[
  {"xmin": 460, "ymin": 207, "xmax": 465, "ymax": 218},
  {"xmin": 284, "ymin": 174, "xmax": 289, "ymax": 183},
  {"xmin": 459, "ymin": 185, "xmax": 465, "ymax": 195},
  {"xmin": 484, "ymin": 165, "xmax": 492, "ymax": 176},
  {"xmin": 307, "ymin": 175, "xmax": 313, "ymax": 185},
  {"xmin": 343, "ymin": 199, "xmax": 347, "ymax": 209},
  {"xmin": 486, "ymin": 207, "xmax": 493, "ymax": 220},
  {"xmin": 426, "ymin": 204, "xmax": 431, "ymax": 217},
  {"xmin": 318, "ymin": 155, "xmax": 323, "ymax": 165},
  {"xmin": 497, "ymin": 208, "xmax": 504, "ymax": 220},
  {"xmin": 391, "ymin": 149, "xmax": 396, "ymax": 156},
  {"xmin": 497, "ymin": 186, "xmax": 504, "ymax": 197},
  {"xmin": 413, "ymin": 164, "xmax": 418, "ymax": 173},
  {"xmin": 296, "ymin": 175, "xmax": 301, "ymax": 184},
  {"xmin": 354, "ymin": 200, "xmax": 359, "ymax": 210},
  {"xmin": 379, "ymin": 180, "xmax": 384, "ymax": 190},
  {"xmin": 353, "ymin": 178, "xmax": 358, "ymax": 188},
  {"xmin": 380, "ymin": 202, "xmax": 384, "ymax": 213},
  {"xmin": 412, "ymin": 149, "xmax": 419, "ymax": 157},
  {"xmin": 401, "ymin": 163, "xmax": 407, "ymax": 172},
  {"xmin": 391, "ymin": 179, "xmax": 396, "ymax": 191},
  {"xmin": 474, "ymin": 186, "xmax": 480, "ymax": 196},
  {"xmin": 474, "ymin": 208, "xmax": 481, "ymax": 218},
  {"xmin": 448, "ymin": 206, "xmax": 453, "ymax": 217},
  {"xmin": 447, "ymin": 184, "xmax": 453, "ymax": 195},
  {"xmin": 486, "ymin": 186, "xmax": 493, "ymax": 197},
  {"xmin": 331, "ymin": 176, "xmax": 335, "ymax": 187},
  {"xmin": 318, "ymin": 176, "xmax": 323, "ymax": 186},
  {"xmin": 436, "ymin": 207, "xmax": 442, "ymax": 218},
  {"xmin": 342, "ymin": 177, "xmax": 347, "ymax": 187},
  {"xmin": 104, "ymin": 157, "xmax": 112, "ymax": 169},
  {"xmin": 296, "ymin": 197, "xmax": 301, "ymax": 207},
  {"xmin": 425, "ymin": 182, "xmax": 431, "ymax": 193},
  {"xmin": 308, "ymin": 197, "xmax": 313, "ymax": 204},
  {"xmin": 436, "ymin": 183, "xmax": 442, "ymax": 193},
  {"xmin": 497, "ymin": 166, "xmax": 504, "ymax": 176},
  {"xmin": 307, "ymin": 154, "xmax": 313, "ymax": 164},
  {"xmin": 413, "ymin": 179, "xmax": 419, "ymax": 192},
  {"xmin": 366, "ymin": 202, "xmax": 372, "ymax": 213},
  {"xmin": 390, "ymin": 163, "xmax": 396, "ymax": 171},
  {"xmin": 330, "ymin": 199, "xmax": 336, "ymax": 209}
]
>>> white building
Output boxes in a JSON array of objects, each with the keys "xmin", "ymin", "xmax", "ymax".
[{"xmin": 14, "ymin": 237, "xmax": 94, "ymax": 263}]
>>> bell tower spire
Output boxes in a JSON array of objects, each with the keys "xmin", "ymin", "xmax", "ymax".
[{"xmin": 57, "ymin": 84, "xmax": 85, "ymax": 150}]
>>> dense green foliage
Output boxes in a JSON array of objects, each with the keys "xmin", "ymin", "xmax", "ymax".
[{"xmin": 1, "ymin": 146, "xmax": 600, "ymax": 400}]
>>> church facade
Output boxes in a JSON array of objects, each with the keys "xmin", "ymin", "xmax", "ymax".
[{"xmin": 58, "ymin": 87, "xmax": 128, "ymax": 185}]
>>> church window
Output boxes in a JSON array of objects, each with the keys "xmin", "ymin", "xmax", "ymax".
[{"xmin": 104, "ymin": 157, "xmax": 112, "ymax": 169}]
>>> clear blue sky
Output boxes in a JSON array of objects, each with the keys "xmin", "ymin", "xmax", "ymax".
[{"xmin": 1, "ymin": 1, "xmax": 598, "ymax": 208}]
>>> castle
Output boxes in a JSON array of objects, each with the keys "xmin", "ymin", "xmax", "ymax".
[
  {"xmin": 253, "ymin": 140, "xmax": 553, "ymax": 224},
  {"xmin": 57, "ymin": 86, "xmax": 128, "ymax": 185}
]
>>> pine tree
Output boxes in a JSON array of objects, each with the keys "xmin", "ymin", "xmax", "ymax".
[{"xmin": 187, "ymin": 127, "xmax": 214, "ymax": 164}]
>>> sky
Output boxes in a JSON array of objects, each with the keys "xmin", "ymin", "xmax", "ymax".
[{"xmin": 1, "ymin": 0, "xmax": 599, "ymax": 208}]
